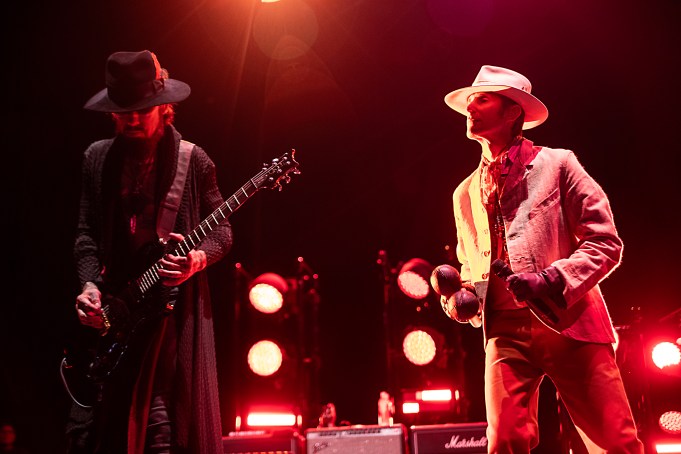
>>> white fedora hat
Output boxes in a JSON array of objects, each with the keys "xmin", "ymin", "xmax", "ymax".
[{"xmin": 444, "ymin": 65, "xmax": 548, "ymax": 130}]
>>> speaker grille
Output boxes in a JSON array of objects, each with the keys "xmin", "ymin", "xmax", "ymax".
[{"xmin": 305, "ymin": 425, "xmax": 406, "ymax": 454}]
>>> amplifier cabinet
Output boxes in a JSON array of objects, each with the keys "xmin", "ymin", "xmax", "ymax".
[
  {"xmin": 223, "ymin": 428, "xmax": 304, "ymax": 453},
  {"xmin": 409, "ymin": 423, "xmax": 488, "ymax": 454},
  {"xmin": 305, "ymin": 424, "xmax": 407, "ymax": 454}
]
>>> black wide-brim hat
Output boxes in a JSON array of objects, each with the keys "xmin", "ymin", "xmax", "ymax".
[{"xmin": 84, "ymin": 50, "xmax": 190, "ymax": 113}]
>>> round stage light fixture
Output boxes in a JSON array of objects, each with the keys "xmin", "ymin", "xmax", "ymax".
[
  {"xmin": 652, "ymin": 341, "xmax": 681, "ymax": 369},
  {"xmin": 249, "ymin": 273, "xmax": 289, "ymax": 314},
  {"xmin": 403, "ymin": 329, "xmax": 437, "ymax": 366},
  {"xmin": 659, "ymin": 410, "xmax": 681, "ymax": 435},
  {"xmin": 397, "ymin": 258, "xmax": 433, "ymax": 300},
  {"xmin": 247, "ymin": 340, "xmax": 284, "ymax": 376}
]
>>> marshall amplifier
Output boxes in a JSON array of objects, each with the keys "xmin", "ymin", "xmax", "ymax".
[
  {"xmin": 409, "ymin": 423, "xmax": 488, "ymax": 454},
  {"xmin": 305, "ymin": 424, "xmax": 407, "ymax": 454},
  {"xmin": 223, "ymin": 428, "xmax": 304, "ymax": 453}
]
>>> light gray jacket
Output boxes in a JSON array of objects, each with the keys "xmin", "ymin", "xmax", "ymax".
[{"xmin": 452, "ymin": 139, "xmax": 621, "ymax": 343}]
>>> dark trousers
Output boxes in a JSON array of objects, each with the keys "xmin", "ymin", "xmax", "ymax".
[{"xmin": 65, "ymin": 317, "xmax": 177, "ymax": 453}]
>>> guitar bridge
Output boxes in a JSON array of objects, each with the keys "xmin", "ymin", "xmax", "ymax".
[{"xmin": 100, "ymin": 312, "xmax": 111, "ymax": 336}]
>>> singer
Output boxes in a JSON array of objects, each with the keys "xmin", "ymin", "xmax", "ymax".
[{"xmin": 441, "ymin": 66, "xmax": 642, "ymax": 453}]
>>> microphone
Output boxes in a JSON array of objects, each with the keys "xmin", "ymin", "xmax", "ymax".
[
  {"xmin": 490, "ymin": 259, "xmax": 559, "ymax": 325},
  {"xmin": 430, "ymin": 265, "xmax": 481, "ymax": 326},
  {"xmin": 489, "ymin": 259, "xmax": 514, "ymax": 281}
]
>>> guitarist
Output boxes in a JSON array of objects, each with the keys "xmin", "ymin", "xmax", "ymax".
[
  {"xmin": 440, "ymin": 66, "xmax": 643, "ymax": 453},
  {"xmin": 67, "ymin": 50, "xmax": 233, "ymax": 454}
]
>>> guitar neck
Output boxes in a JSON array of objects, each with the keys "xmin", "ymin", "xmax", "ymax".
[{"xmin": 133, "ymin": 172, "xmax": 267, "ymax": 295}]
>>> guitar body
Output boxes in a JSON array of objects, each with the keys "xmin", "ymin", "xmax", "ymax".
[
  {"xmin": 62, "ymin": 151, "xmax": 300, "ymax": 408},
  {"xmin": 63, "ymin": 274, "xmax": 178, "ymax": 408}
]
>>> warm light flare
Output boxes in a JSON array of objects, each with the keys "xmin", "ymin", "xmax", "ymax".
[{"xmin": 652, "ymin": 342, "xmax": 681, "ymax": 369}]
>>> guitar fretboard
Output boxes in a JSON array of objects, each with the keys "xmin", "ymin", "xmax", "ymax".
[{"xmin": 134, "ymin": 170, "xmax": 270, "ymax": 295}]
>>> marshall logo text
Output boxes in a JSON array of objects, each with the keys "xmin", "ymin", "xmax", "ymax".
[{"xmin": 444, "ymin": 434, "xmax": 488, "ymax": 450}]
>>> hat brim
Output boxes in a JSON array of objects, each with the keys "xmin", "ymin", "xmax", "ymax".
[
  {"xmin": 83, "ymin": 79, "xmax": 191, "ymax": 113},
  {"xmin": 444, "ymin": 85, "xmax": 548, "ymax": 130}
]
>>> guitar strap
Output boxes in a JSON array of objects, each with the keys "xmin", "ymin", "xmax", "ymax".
[{"xmin": 156, "ymin": 140, "xmax": 194, "ymax": 242}]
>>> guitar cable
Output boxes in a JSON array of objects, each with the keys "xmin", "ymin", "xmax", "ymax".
[{"xmin": 59, "ymin": 357, "xmax": 94, "ymax": 409}]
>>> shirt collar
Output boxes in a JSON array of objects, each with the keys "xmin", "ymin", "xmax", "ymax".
[{"xmin": 482, "ymin": 137, "xmax": 524, "ymax": 167}]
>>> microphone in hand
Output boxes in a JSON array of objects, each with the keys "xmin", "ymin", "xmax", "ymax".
[
  {"xmin": 430, "ymin": 264, "xmax": 481, "ymax": 325},
  {"xmin": 490, "ymin": 259, "xmax": 561, "ymax": 324}
]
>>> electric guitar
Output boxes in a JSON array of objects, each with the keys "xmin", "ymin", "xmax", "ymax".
[{"xmin": 61, "ymin": 151, "xmax": 300, "ymax": 407}]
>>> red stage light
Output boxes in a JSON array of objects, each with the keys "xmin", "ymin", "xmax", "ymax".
[
  {"xmin": 652, "ymin": 342, "xmax": 681, "ymax": 369},
  {"xmin": 246, "ymin": 411, "xmax": 297, "ymax": 427},
  {"xmin": 655, "ymin": 443, "xmax": 681, "ymax": 453},
  {"xmin": 397, "ymin": 258, "xmax": 433, "ymax": 300},
  {"xmin": 418, "ymin": 389, "xmax": 453, "ymax": 402},
  {"xmin": 402, "ymin": 402, "xmax": 420, "ymax": 414},
  {"xmin": 249, "ymin": 273, "xmax": 289, "ymax": 314},
  {"xmin": 402, "ymin": 329, "xmax": 437, "ymax": 366},
  {"xmin": 401, "ymin": 388, "xmax": 458, "ymax": 416},
  {"xmin": 247, "ymin": 340, "xmax": 283, "ymax": 376},
  {"xmin": 659, "ymin": 411, "xmax": 681, "ymax": 435}
]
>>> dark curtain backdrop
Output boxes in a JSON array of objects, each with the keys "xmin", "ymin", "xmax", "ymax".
[{"xmin": 5, "ymin": 0, "xmax": 680, "ymax": 452}]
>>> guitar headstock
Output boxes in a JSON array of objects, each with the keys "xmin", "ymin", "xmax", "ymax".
[{"xmin": 260, "ymin": 150, "xmax": 301, "ymax": 191}]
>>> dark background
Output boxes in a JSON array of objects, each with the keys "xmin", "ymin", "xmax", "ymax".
[{"xmin": 5, "ymin": 0, "xmax": 681, "ymax": 451}]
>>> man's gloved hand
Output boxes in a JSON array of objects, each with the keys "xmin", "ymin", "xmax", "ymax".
[
  {"xmin": 506, "ymin": 267, "xmax": 565, "ymax": 307},
  {"xmin": 506, "ymin": 272, "xmax": 550, "ymax": 301}
]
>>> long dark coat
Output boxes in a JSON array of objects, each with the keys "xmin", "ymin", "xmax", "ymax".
[{"xmin": 73, "ymin": 125, "xmax": 232, "ymax": 453}]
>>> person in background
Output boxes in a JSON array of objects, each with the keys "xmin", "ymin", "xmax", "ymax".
[{"xmin": 0, "ymin": 422, "xmax": 29, "ymax": 454}]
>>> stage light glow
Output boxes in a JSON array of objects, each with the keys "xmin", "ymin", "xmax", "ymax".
[
  {"xmin": 397, "ymin": 258, "xmax": 433, "ymax": 299},
  {"xmin": 247, "ymin": 340, "xmax": 283, "ymax": 376},
  {"xmin": 249, "ymin": 273, "xmax": 288, "ymax": 314},
  {"xmin": 418, "ymin": 389, "xmax": 453, "ymax": 402},
  {"xmin": 403, "ymin": 402, "xmax": 420, "ymax": 414},
  {"xmin": 403, "ymin": 329, "xmax": 437, "ymax": 366},
  {"xmin": 247, "ymin": 412, "xmax": 297, "ymax": 427},
  {"xmin": 652, "ymin": 342, "xmax": 681, "ymax": 369},
  {"xmin": 659, "ymin": 411, "xmax": 681, "ymax": 435},
  {"xmin": 655, "ymin": 443, "xmax": 681, "ymax": 453}
]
